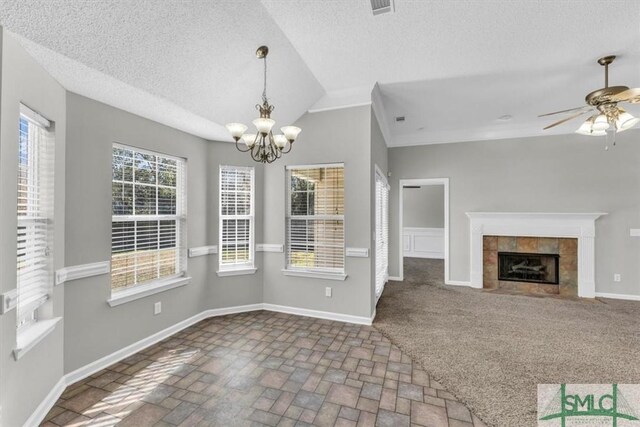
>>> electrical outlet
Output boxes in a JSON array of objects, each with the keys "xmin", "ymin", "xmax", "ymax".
[
  {"xmin": 614, "ymin": 274, "xmax": 621, "ymax": 282},
  {"xmin": 325, "ymin": 287, "xmax": 332, "ymax": 298},
  {"xmin": 154, "ymin": 301, "xmax": 162, "ymax": 315}
]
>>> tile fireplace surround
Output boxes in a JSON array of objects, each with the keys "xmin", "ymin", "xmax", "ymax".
[
  {"xmin": 466, "ymin": 213, "xmax": 606, "ymax": 298},
  {"xmin": 483, "ymin": 236, "xmax": 577, "ymax": 296}
]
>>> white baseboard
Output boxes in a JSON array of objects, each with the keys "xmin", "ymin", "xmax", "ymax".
[
  {"xmin": 388, "ymin": 276, "xmax": 402, "ymax": 281},
  {"xmin": 24, "ymin": 376, "xmax": 66, "ymax": 427},
  {"xmin": 65, "ymin": 303, "xmax": 262, "ymax": 385},
  {"xmin": 595, "ymin": 292, "xmax": 640, "ymax": 301},
  {"xmin": 263, "ymin": 303, "xmax": 373, "ymax": 326},
  {"xmin": 445, "ymin": 280, "xmax": 473, "ymax": 287}
]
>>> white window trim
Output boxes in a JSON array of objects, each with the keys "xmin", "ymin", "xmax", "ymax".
[
  {"xmin": 110, "ymin": 144, "xmax": 187, "ymax": 293},
  {"xmin": 216, "ymin": 267, "xmax": 258, "ymax": 277},
  {"xmin": 218, "ymin": 165, "xmax": 255, "ymax": 273},
  {"xmin": 108, "ymin": 275, "xmax": 191, "ymax": 307},
  {"xmin": 13, "ymin": 317, "xmax": 62, "ymax": 360},
  {"xmin": 16, "ymin": 105, "xmax": 56, "ymax": 339},
  {"xmin": 282, "ymin": 269, "xmax": 347, "ymax": 281},
  {"xmin": 285, "ymin": 163, "xmax": 346, "ymax": 277}
]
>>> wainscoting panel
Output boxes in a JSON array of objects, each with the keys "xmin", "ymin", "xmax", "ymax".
[{"xmin": 403, "ymin": 227, "xmax": 445, "ymax": 259}]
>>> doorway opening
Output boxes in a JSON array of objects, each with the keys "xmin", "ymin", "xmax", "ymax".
[{"xmin": 398, "ymin": 178, "xmax": 450, "ymax": 283}]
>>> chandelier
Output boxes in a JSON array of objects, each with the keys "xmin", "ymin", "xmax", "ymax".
[{"xmin": 225, "ymin": 46, "xmax": 301, "ymax": 163}]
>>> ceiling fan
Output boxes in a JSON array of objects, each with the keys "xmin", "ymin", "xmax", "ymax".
[{"xmin": 539, "ymin": 55, "xmax": 640, "ymax": 140}]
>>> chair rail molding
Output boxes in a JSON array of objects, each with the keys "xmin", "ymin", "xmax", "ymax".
[
  {"xmin": 346, "ymin": 247, "xmax": 369, "ymax": 258},
  {"xmin": 55, "ymin": 261, "xmax": 111, "ymax": 286},
  {"xmin": 466, "ymin": 212, "xmax": 606, "ymax": 298},
  {"xmin": 188, "ymin": 245, "xmax": 218, "ymax": 257},
  {"xmin": 256, "ymin": 244, "xmax": 284, "ymax": 252}
]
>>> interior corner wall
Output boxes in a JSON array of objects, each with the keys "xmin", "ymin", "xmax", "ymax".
[
  {"xmin": 63, "ymin": 93, "xmax": 264, "ymax": 375},
  {"xmin": 370, "ymin": 109, "xmax": 388, "ymax": 312},
  {"xmin": 262, "ymin": 105, "xmax": 374, "ymax": 319},
  {"xmin": 0, "ymin": 30, "xmax": 67, "ymax": 427},
  {"xmin": 388, "ymin": 132, "xmax": 640, "ymax": 296}
]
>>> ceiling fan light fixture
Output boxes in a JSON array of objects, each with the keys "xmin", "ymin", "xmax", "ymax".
[
  {"xmin": 541, "ymin": 55, "xmax": 640, "ymax": 142},
  {"xmin": 592, "ymin": 114, "xmax": 610, "ymax": 131},
  {"xmin": 575, "ymin": 119, "xmax": 594, "ymax": 135},
  {"xmin": 616, "ymin": 111, "xmax": 640, "ymax": 132}
]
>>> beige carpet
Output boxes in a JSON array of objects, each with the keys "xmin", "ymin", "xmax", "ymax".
[{"xmin": 373, "ymin": 258, "xmax": 640, "ymax": 427}]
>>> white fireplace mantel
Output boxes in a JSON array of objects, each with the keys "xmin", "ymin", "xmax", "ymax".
[{"xmin": 466, "ymin": 212, "xmax": 607, "ymax": 298}]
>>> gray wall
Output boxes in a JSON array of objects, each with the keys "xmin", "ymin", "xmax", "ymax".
[
  {"xmin": 403, "ymin": 185, "xmax": 445, "ymax": 228},
  {"xmin": 63, "ymin": 93, "xmax": 264, "ymax": 374},
  {"xmin": 262, "ymin": 105, "xmax": 374, "ymax": 319},
  {"xmin": 0, "ymin": 31, "xmax": 67, "ymax": 427},
  {"xmin": 388, "ymin": 132, "xmax": 640, "ymax": 296}
]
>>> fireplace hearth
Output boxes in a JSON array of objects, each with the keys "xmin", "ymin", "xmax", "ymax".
[{"xmin": 498, "ymin": 252, "xmax": 559, "ymax": 285}]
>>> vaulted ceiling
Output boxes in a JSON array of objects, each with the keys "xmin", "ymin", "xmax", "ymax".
[{"xmin": 1, "ymin": 0, "xmax": 639, "ymax": 146}]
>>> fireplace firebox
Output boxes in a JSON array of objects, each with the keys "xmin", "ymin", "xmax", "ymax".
[{"xmin": 498, "ymin": 252, "xmax": 560, "ymax": 285}]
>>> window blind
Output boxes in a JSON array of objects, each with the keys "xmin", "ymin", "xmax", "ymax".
[
  {"xmin": 286, "ymin": 165, "xmax": 345, "ymax": 273},
  {"xmin": 219, "ymin": 165, "xmax": 254, "ymax": 268},
  {"xmin": 17, "ymin": 105, "xmax": 54, "ymax": 330},
  {"xmin": 111, "ymin": 145, "xmax": 186, "ymax": 290},
  {"xmin": 375, "ymin": 169, "xmax": 390, "ymax": 300}
]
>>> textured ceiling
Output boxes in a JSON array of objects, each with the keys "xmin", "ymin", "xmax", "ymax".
[
  {"xmin": 0, "ymin": 0, "xmax": 324, "ymax": 141},
  {"xmin": 263, "ymin": 0, "xmax": 640, "ymax": 145},
  {"xmin": 1, "ymin": 1, "xmax": 639, "ymax": 145}
]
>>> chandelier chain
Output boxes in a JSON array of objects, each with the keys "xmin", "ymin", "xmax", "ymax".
[{"xmin": 262, "ymin": 55, "xmax": 268, "ymax": 103}]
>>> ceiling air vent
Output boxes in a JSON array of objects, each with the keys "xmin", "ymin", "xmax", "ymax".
[
  {"xmin": 395, "ymin": 116, "xmax": 405, "ymax": 122},
  {"xmin": 371, "ymin": 0, "xmax": 394, "ymax": 15}
]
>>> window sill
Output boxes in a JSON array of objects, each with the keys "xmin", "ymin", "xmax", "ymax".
[
  {"xmin": 108, "ymin": 276, "xmax": 191, "ymax": 307},
  {"xmin": 13, "ymin": 317, "xmax": 62, "ymax": 361},
  {"xmin": 216, "ymin": 267, "xmax": 257, "ymax": 277},
  {"xmin": 281, "ymin": 269, "xmax": 347, "ymax": 281}
]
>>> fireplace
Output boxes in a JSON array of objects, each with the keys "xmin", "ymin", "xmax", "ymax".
[
  {"xmin": 481, "ymin": 235, "xmax": 577, "ymax": 296},
  {"xmin": 468, "ymin": 212, "xmax": 606, "ymax": 298},
  {"xmin": 498, "ymin": 252, "xmax": 559, "ymax": 285}
]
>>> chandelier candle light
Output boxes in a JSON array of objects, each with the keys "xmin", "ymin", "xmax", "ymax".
[{"xmin": 225, "ymin": 46, "xmax": 301, "ymax": 163}]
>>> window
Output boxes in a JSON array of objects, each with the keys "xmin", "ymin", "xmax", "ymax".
[
  {"xmin": 375, "ymin": 168, "xmax": 390, "ymax": 301},
  {"xmin": 286, "ymin": 164, "xmax": 345, "ymax": 276},
  {"xmin": 16, "ymin": 105, "xmax": 54, "ymax": 332},
  {"xmin": 219, "ymin": 166, "xmax": 255, "ymax": 271},
  {"xmin": 111, "ymin": 145, "xmax": 186, "ymax": 291}
]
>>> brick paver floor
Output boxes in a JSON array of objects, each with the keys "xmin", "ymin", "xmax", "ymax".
[{"xmin": 41, "ymin": 311, "xmax": 486, "ymax": 426}]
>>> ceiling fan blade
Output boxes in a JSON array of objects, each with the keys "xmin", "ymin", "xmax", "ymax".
[
  {"xmin": 538, "ymin": 106, "xmax": 590, "ymax": 117},
  {"xmin": 543, "ymin": 110, "xmax": 591, "ymax": 130},
  {"xmin": 612, "ymin": 87, "xmax": 640, "ymax": 103}
]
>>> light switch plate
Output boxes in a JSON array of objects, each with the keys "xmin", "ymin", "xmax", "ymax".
[
  {"xmin": 325, "ymin": 287, "xmax": 332, "ymax": 297},
  {"xmin": 154, "ymin": 301, "xmax": 162, "ymax": 315},
  {"xmin": 0, "ymin": 289, "xmax": 18, "ymax": 314}
]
